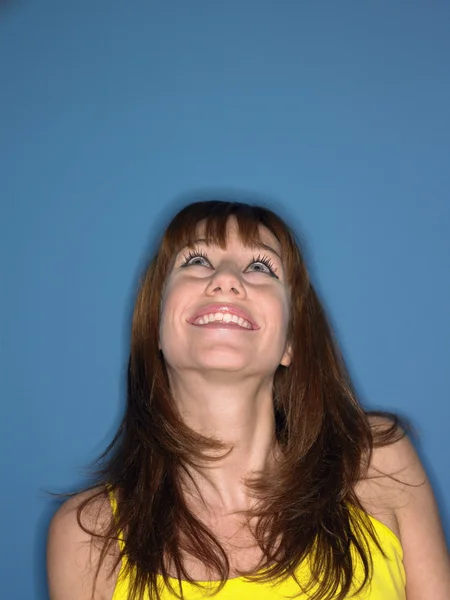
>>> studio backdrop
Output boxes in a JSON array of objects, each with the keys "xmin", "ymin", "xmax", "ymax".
[{"xmin": 1, "ymin": 2, "xmax": 449, "ymax": 598}]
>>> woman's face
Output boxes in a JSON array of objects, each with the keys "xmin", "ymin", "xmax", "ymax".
[{"xmin": 159, "ymin": 218, "xmax": 292, "ymax": 379}]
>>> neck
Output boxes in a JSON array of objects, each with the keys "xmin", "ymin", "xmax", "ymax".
[{"xmin": 168, "ymin": 370, "xmax": 280, "ymax": 513}]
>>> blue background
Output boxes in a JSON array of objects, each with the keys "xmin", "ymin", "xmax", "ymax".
[{"xmin": 1, "ymin": 2, "xmax": 449, "ymax": 598}]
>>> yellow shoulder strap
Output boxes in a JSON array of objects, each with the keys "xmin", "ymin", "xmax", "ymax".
[{"xmin": 106, "ymin": 484, "xmax": 126, "ymax": 552}]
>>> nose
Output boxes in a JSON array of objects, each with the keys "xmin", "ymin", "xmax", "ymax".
[{"xmin": 205, "ymin": 264, "xmax": 246, "ymax": 297}]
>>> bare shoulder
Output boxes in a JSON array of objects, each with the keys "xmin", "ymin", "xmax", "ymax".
[
  {"xmin": 365, "ymin": 414, "xmax": 425, "ymax": 487},
  {"xmin": 355, "ymin": 415, "xmax": 408, "ymax": 537},
  {"xmin": 356, "ymin": 415, "xmax": 450, "ymax": 599},
  {"xmin": 47, "ymin": 486, "xmax": 120, "ymax": 600},
  {"xmin": 49, "ymin": 486, "xmax": 112, "ymax": 536}
]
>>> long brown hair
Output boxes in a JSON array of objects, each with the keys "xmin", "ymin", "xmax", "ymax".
[{"xmin": 78, "ymin": 200, "xmax": 404, "ymax": 600}]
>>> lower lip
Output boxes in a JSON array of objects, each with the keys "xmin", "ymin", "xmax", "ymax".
[{"xmin": 191, "ymin": 322, "xmax": 254, "ymax": 331}]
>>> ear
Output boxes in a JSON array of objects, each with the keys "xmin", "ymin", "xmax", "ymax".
[{"xmin": 280, "ymin": 342, "xmax": 292, "ymax": 367}]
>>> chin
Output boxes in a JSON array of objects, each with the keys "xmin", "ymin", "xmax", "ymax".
[{"xmin": 195, "ymin": 358, "xmax": 250, "ymax": 372}]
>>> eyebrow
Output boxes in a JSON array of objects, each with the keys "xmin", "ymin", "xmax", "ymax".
[{"xmin": 187, "ymin": 238, "xmax": 282, "ymax": 260}]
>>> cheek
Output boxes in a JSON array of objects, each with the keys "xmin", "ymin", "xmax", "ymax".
[
  {"xmin": 158, "ymin": 284, "xmax": 175, "ymax": 346},
  {"xmin": 272, "ymin": 290, "xmax": 290, "ymax": 324},
  {"xmin": 273, "ymin": 297, "xmax": 291, "ymax": 343},
  {"xmin": 159, "ymin": 305, "xmax": 178, "ymax": 359},
  {"xmin": 158, "ymin": 280, "xmax": 191, "ymax": 338},
  {"xmin": 159, "ymin": 299, "xmax": 176, "ymax": 346}
]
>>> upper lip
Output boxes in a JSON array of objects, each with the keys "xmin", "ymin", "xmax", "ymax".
[{"xmin": 187, "ymin": 303, "xmax": 259, "ymax": 329}]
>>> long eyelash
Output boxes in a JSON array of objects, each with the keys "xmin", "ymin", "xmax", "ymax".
[
  {"xmin": 252, "ymin": 254, "xmax": 278, "ymax": 275},
  {"xmin": 180, "ymin": 248, "xmax": 207, "ymax": 267},
  {"xmin": 179, "ymin": 249, "xmax": 278, "ymax": 275}
]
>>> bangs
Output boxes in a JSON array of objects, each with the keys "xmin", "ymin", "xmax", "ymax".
[{"xmin": 166, "ymin": 202, "xmax": 270, "ymax": 252}]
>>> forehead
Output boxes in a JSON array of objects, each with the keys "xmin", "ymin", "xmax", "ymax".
[{"xmin": 191, "ymin": 216, "xmax": 282, "ymax": 254}]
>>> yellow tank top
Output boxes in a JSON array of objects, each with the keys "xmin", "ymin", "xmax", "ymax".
[{"xmin": 108, "ymin": 491, "xmax": 405, "ymax": 599}]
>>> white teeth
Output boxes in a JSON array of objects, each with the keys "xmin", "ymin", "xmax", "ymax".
[{"xmin": 193, "ymin": 312, "xmax": 253, "ymax": 329}]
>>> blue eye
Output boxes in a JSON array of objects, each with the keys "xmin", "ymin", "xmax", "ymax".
[
  {"xmin": 180, "ymin": 250, "xmax": 210, "ymax": 268},
  {"xmin": 246, "ymin": 255, "xmax": 278, "ymax": 278},
  {"xmin": 247, "ymin": 262, "xmax": 271, "ymax": 273}
]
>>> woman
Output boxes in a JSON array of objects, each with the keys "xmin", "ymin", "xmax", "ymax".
[{"xmin": 47, "ymin": 200, "xmax": 450, "ymax": 600}]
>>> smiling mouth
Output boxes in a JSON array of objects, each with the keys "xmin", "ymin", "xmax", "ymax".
[{"xmin": 192, "ymin": 312, "xmax": 253, "ymax": 329}]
